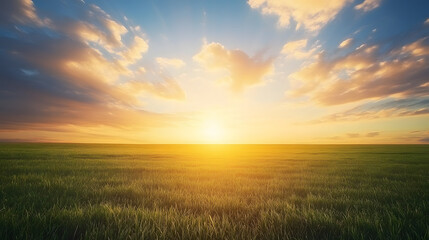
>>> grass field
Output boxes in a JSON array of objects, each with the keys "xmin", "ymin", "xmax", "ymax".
[{"xmin": 0, "ymin": 144, "xmax": 428, "ymax": 239}]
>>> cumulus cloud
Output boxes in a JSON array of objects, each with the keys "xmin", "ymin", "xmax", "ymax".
[
  {"xmin": 308, "ymin": 98, "xmax": 429, "ymax": 124},
  {"xmin": 248, "ymin": 0, "xmax": 351, "ymax": 31},
  {"xmin": 0, "ymin": 1, "xmax": 185, "ymax": 132},
  {"xmin": 339, "ymin": 38, "xmax": 354, "ymax": 48},
  {"xmin": 193, "ymin": 42, "xmax": 273, "ymax": 92},
  {"xmin": 288, "ymin": 36, "xmax": 429, "ymax": 105},
  {"xmin": 355, "ymin": 0, "xmax": 382, "ymax": 12},
  {"xmin": 156, "ymin": 57, "xmax": 186, "ymax": 69}
]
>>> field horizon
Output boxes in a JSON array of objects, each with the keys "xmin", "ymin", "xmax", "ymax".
[
  {"xmin": 2, "ymin": 142, "xmax": 429, "ymax": 145},
  {"xmin": 1, "ymin": 143, "xmax": 428, "ymax": 239}
]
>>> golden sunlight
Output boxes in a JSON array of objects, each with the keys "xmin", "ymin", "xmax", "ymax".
[{"xmin": 202, "ymin": 119, "xmax": 225, "ymax": 143}]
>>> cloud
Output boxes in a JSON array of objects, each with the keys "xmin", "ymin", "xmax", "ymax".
[
  {"xmin": 398, "ymin": 37, "xmax": 429, "ymax": 57},
  {"xmin": 355, "ymin": 0, "xmax": 382, "ymax": 12},
  {"xmin": 329, "ymin": 132, "xmax": 379, "ymax": 140},
  {"xmin": 347, "ymin": 133, "xmax": 360, "ymax": 138},
  {"xmin": 420, "ymin": 137, "xmax": 429, "ymax": 143},
  {"xmin": 308, "ymin": 98, "xmax": 429, "ymax": 124},
  {"xmin": 282, "ymin": 39, "xmax": 307, "ymax": 53},
  {"xmin": 0, "ymin": 0, "xmax": 46, "ymax": 26},
  {"xmin": 156, "ymin": 57, "xmax": 186, "ymax": 69},
  {"xmin": 339, "ymin": 38, "xmax": 354, "ymax": 48},
  {"xmin": 366, "ymin": 132, "xmax": 379, "ymax": 137},
  {"xmin": 425, "ymin": 18, "xmax": 429, "ymax": 25},
  {"xmin": 120, "ymin": 36, "xmax": 149, "ymax": 66},
  {"xmin": 0, "ymin": 1, "xmax": 185, "ymax": 132},
  {"xmin": 288, "ymin": 36, "xmax": 429, "ymax": 105},
  {"xmin": 1, "ymin": 1, "xmax": 128, "ymax": 51},
  {"xmin": 281, "ymin": 39, "xmax": 319, "ymax": 59},
  {"xmin": 248, "ymin": 0, "xmax": 351, "ymax": 31},
  {"xmin": 88, "ymin": 4, "xmax": 128, "ymax": 49},
  {"xmin": 61, "ymin": 20, "xmax": 126, "ymax": 51},
  {"xmin": 57, "ymin": 6, "xmax": 129, "ymax": 52},
  {"xmin": 137, "ymin": 67, "xmax": 146, "ymax": 74},
  {"xmin": 122, "ymin": 77, "xmax": 186, "ymax": 101},
  {"xmin": 193, "ymin": 42, "xmax": 273, "ymax": 92}
]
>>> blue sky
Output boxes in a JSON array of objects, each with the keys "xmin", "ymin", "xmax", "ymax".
[{"xmin": 0, "ymin": 0, "xmax": 428, "ymax": 143}]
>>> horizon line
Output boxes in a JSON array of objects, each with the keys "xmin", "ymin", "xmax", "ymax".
[{"xmin": 0, "ymin": 141, "xmax": 427, "ymax": 145}]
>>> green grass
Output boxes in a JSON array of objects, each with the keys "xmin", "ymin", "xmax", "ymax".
[{"xmin": 0, "ymin": 144, "xmax": 428, "ymax": 239}]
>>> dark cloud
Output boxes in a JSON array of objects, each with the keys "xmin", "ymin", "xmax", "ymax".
[
  {"xmin": 0, "ymin": 0, "xmax": 185, "ymax": 132},
  {"xmin": 0, "ymin": 0, "xmax": 44, "ymax": 26},
  {"xmin": 420, "ymin": 137, "xmax": 429, "ymax": 143},
  {"xmin": 0, "ymin": 49, "xmax": 161, "ymax": 130}
]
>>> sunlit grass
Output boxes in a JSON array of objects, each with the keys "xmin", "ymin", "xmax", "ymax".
[{"xmin": 0, "ymin": 144, "xmax": 428, "ymax": 239}]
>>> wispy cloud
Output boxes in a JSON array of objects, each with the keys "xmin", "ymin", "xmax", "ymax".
[
  {"xmin": 156, "ymin": 57, "xmax": 186, "ymax": 69},
  {"xmin": 347, "ymin": 133, "xmax": 360, "ymax": 138},
  {"xmin": 194, "ymin": 42, "xmax": 273, "ymax": 92},
  {"xmin": 355, "ymin": 0, "xmax": 383, "ymax": 12},
  {"xmin": 366, "ymin": 132, "xmax": 380, "ymax": 137},
  {"xmin": 288, "ymin": 36, "xmax": 429, "ymax": 105},
  {"xmin": 307, "ymin": 98, "xmax": 429, "ymax": 124},
  {"xmin": 325, "ymin": 132, "xmax": 381, "ymax": 140},
  {"xmin": 119, "ymin": 36, "xmax": 149, "ymax": 66},
  {"xmin": 248, "ymin": 0, "xmax": 351, "ymax": 31},
  {"xmin": 122, "ymin": 77, "xmax": 186, "ymax": 101},
  {"xmin": 281, "ymin": 39, "xmax": 319, "ymax": 59},
  {"xmin": 0, "ymin": 0, "xmax": 48, "ymax": 26},
  {"xmin": 339, "ymin": 38, "xmax": 354, "ymax": 48}
]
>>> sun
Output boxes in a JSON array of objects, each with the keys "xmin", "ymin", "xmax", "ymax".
[{"xmin": 202, "ymin": 119, "xmax": 225, "ymax": 143}]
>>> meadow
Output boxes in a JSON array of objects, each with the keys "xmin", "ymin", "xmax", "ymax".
[{"xmin": 0, "ymin": 143, "xmax": 428, "ymax": 239}]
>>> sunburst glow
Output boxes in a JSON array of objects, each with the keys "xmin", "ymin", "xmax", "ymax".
[{"xmin": 202, "ymin": 119, "xmax": 225, "ymax": 143}]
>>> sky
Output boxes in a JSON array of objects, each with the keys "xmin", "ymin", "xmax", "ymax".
[{"xmin": 0, "ymin": 0, "xmax": 428, "ymax": 144}]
